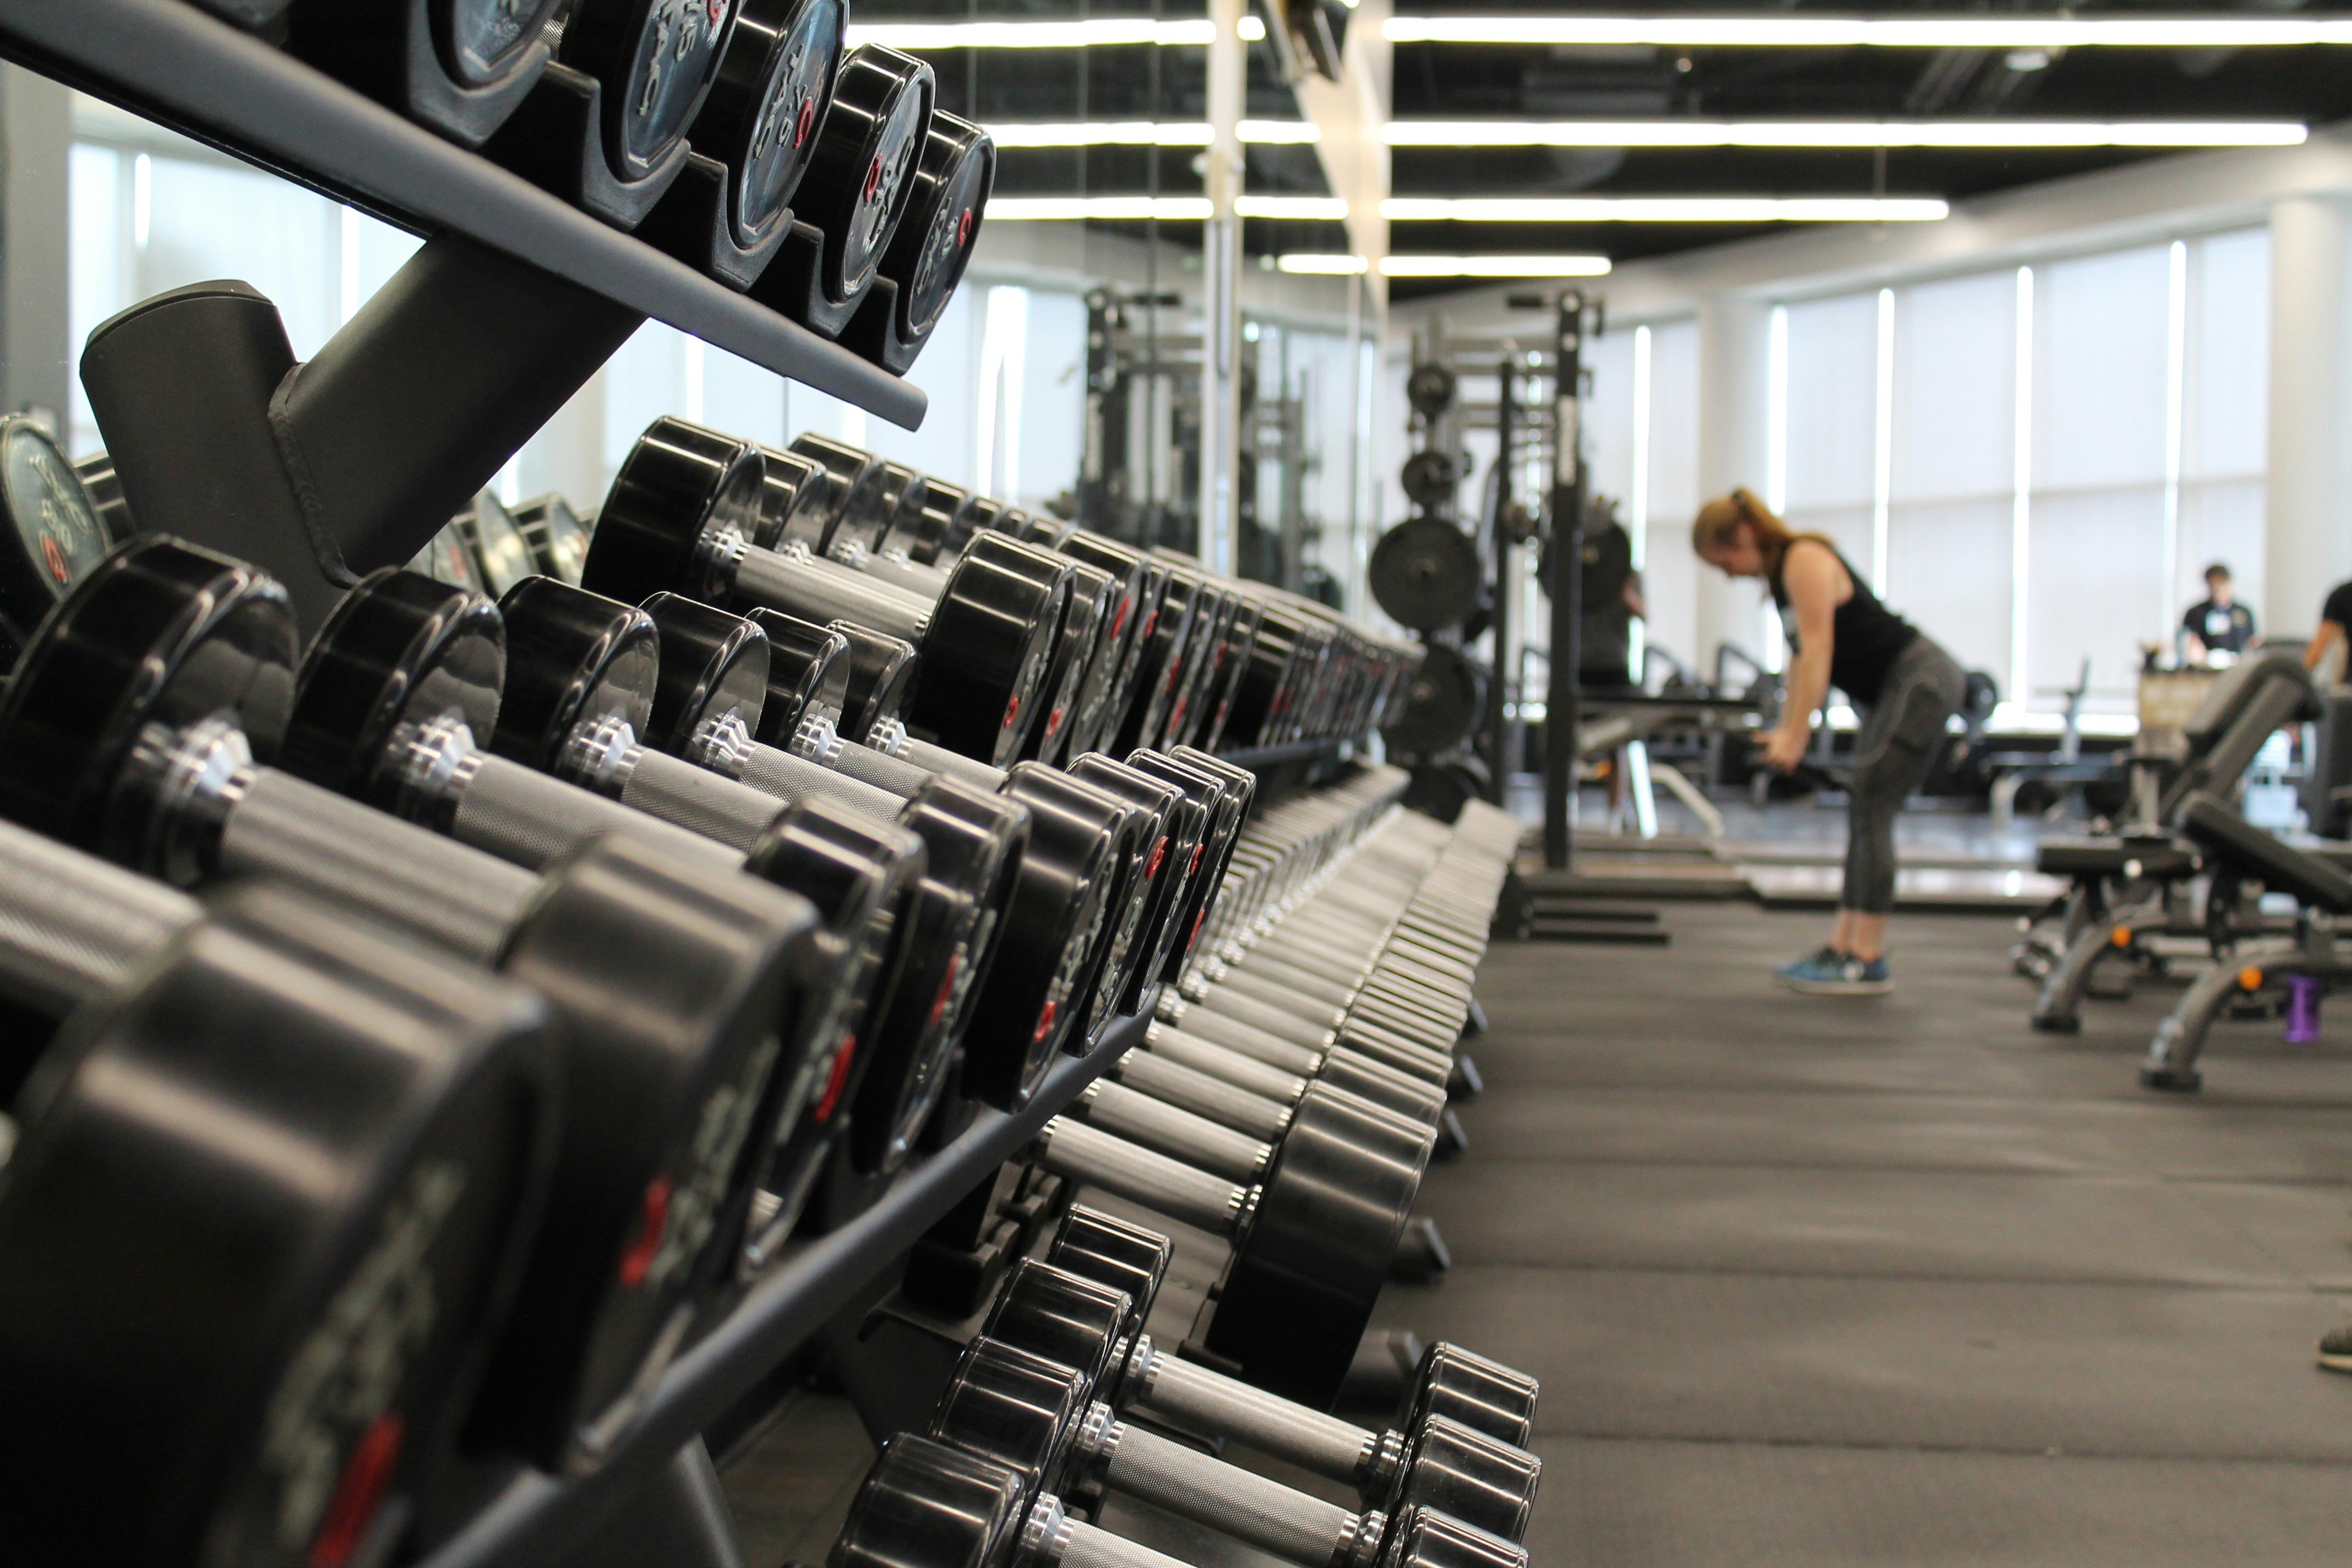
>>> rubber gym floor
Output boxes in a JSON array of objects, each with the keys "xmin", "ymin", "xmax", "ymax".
[{"xmin": 721, "ymin": 901, "xmax": 2352, "ymax": 1566}]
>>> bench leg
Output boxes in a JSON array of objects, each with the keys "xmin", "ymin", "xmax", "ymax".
[{"xmin": 2142, "ymin": 939, "xmax": 2305, "ymax": 1092}]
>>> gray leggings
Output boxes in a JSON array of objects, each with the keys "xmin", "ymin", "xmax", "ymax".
[{"xmin": 1844, "ymin": 637, "xmax": 1967, "ymax": 914}]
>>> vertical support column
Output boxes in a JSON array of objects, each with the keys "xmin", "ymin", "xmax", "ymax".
[
  {"xmin": 1696, "ymin": 292, "xmax": 1773, "ymax": 669},
  {"xmin": 1198, "ymin": 0, "xmax": 1245, "ymax": 576},
  {"xmin": 1489, "ymin": 352, "xmax": 1515, "ymax": 804},
  {"xmin": 1544, "ymin": 293, "xmax": 1588, "ymax": 870},
  {"xmin": 2264, "ymin": 195, "xmax": 2352, "ymax": 636},
  {"xmin": 2, "ymin": 63, "xmax": 73, "ymax": 429}
]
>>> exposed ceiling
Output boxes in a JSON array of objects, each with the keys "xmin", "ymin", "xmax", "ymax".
[{"xmin": 867, "ymin": 1, "xmax": 2352, "ymax": 296}]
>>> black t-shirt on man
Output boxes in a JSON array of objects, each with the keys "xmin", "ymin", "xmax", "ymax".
[
  {"xmin": 2324, "ymin": 582, "xmax": 2352, "ymax": 638},
  {"xmin": 2182, "ymin": 598, "xmax": 2256, "ymax": 654}
]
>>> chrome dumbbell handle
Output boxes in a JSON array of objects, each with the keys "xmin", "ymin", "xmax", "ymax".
[
  {"xmin": 868, "ymin": 717, "xmax": 1010, "ymax": 792},
  {"xmin": 734, "ymin": 737, "xmax": 910, "ymax": 824},
  {"xmin": 1077, "ymin": 1080, "xmax": 1270, "ymax": 1183},
  {"xmin": 1079, "ymin": 1411, "xmax": 1378, "ymax": 1568},
  {"xmin": 0, "ymin": 822, "xmax": 200, "ymax": 1013},
  {"xmin": 1122, "ymin": 1343, "xmax": 1386, "ymax": 1486},
  {"xmin": 732, "ymin": 537, "xmax": 934, "ymax": 644},
  {"xmin": 1032, "ymin": 1116, "xmax": 1252, "ymax": 1235},
  {"xmin": 1112, "ymin": 1049, "xmax": 1293, "ymax": 1140},
  {"xmin": 446, "ymin": 748, "xmax": 748, "ymax": 870},
  {"xmin": 1022, "ymin": 1494, "xmax": 1190, "ymax": 1568}
]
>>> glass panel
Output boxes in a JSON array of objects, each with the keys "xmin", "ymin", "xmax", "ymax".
[
  {"xmin": 2035, "ymin": 244, "xmax": 2169, "ymax": 491},
  {"xmin": 1888, "ymin": 497, "xmax": 2012, "ymax": 693},
  {"xmin": 2026, "ymin": 486, "xmax": 2165, "ymax": 707}
]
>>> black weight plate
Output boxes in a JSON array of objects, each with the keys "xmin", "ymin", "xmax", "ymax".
[
  {"xmin": 463, "ymin": 833, "xmax": 812, "ymax": 1469},
  {"xmin": 0, "ymin": 537, "xmax": 297, "ymax": 863},
  {"xmin": 907, "ymin": 537, "xmax": 1066, "ymax": 767},
  {"xmin": 785, "ymin": 432, "xmax": 885, "ymax": 551},
  {"xmin": 512, "ymin": 493, "xmax": 592, "ymax": 584},
  {"xmin": 746, "ymin": 608, "xmax": 853, "ymax": 736},
  {"xmin": 1398, "ymin": 449, "xmax": 1458, "ymax": 510},
  {"xmin": 1207, "ymin": 596, "xmax": 1282, "ymax": 748},
  {"xmin": 1195, "ymin": 597, "xmax": 1264, "ymax": 751},
  {"xmin": 1404, "ymin": 361, "xmax": 1456, "ymax": 420},
  {"xmin": 1160, "ymin": 584, "xmax": 1232, "ymax": 750},
  {"xmin": 794, "ymin": 45, "xmax": 934, "ymax": 303},
  {"xmin": 411, "ymin": 521, "xmax": 489, "ymax": 594},
  {"xmin": 1387, "ymin": 1415, "xmax": 1539, "ymax": 1543},
  {"xmin": 1384, "ymin": 642, "xmax": 1483, "ymax": 755},
  {"xmin": 562, "ymin": 0, "xmax": 742, "ymax": 184},
  {"xmin": 1121, "ymin": 750, "xmax": 1240, "ymax": 981},
  {"xmin": 1022, "ymin": 558, "xmax": 1114, "ymax": 766},
  {"xmin": 581, "ymin": 416, "xmax": 766, "ymax": 603},
  {"xmin": 1207, "ymin": 1082, "xmax": 1435, "ymax": 1406},
  {"xmin": 828, "ymin": 619, "xmax": 920, "ymax": 741},
  {"xmin": 1060, "ymin": 535, "xmax": 1163, "ymax": 756},
  {"xmin": 1404, "ymin": 1343, "xmax": 1539, "ymax": 1451},
  {"xmin": 489, "ymin": 579, "xmax": 660, "ymax": 767},
  {"xmin": 879, "ymin": 112, "xmax": 993, "ymax": 346},
  {"xmin": 441, "ymin": 0, "xmax": 570, "ymax": 87},
  {"xmin": 978, "ymin": 1257, "xmax": 1131, "ymax": 1398},
  {"xmin": 690, "ymin": 0, "xmax": 845, "ymax": 246},
  {"xmin": 0, "ymin": 417, "xmax": 110, "ymax": 658},
  {"xmin": 884, "ymin": 476, "xmax": 967, "ymax": 565},
  {"xmin": 459, "ymin": 491, "xmax": 540, "ymax": 597},
  {"xmin": 1381, "ymin": 1507, "xmax": 1527, "ymax": 1568},
  {"xmin": 847, "ymin": 777, "xmax": 1027, "ymax": 1176},
  {"xmin": 1044, "ymin": 1205, "xmax": 1172, "ymax": 1347},
  {"xmin": 0, "ymin": 883, "xmax": 559, "ymax": 1568},
  {"xmin": 1048, "ymin": 767, "xmax": 1161, "ymax": 1048},
  {"xmin": 283, "ymin": 569, "xmax": 505, "ymax": 806},
  {"xmin": 640, "ymin": 590, "xmax": 772, "ymax": 752},
  {"xmin": 1068, "ymin": 754, "xmax": 1202, "ymax": 1023},
  {"xmin": 1115, "ymin": 560, "xmax": 1202, "ymax": 753},
  {"xmin": 749, "ymin": 445, "xmax": 832, "ymax": 550},
  {"xmin": 72, "ymin": 450, "xmax": 138, "ymax": 545},
  {"xmin": 1369, "ymin": 514, "xmax": 1481, "ymax": 631},
  {"xmin": 929, "ymin": 1337, "xmax": 1088, "ymax": 1499},
  {"xmin": 833, "ymin": 1434, "xmax": 1028, "ymax": 1568}
]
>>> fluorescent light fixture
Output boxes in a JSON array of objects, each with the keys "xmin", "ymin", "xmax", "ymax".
[
  {"xmin": 1234, "ymin": 195, "xmax": 1351, "ymax": 219},
  {"xmin": 1380, "ymin": 254, "xmax": 1613, "ymax": 276},
  {"xmin": 1277, "ymin": 254, "xmax": 1372, "ymax": 274},
  {"xmin": 1381, "ymin": 195, "xmax": 1949, "ymax": 221},
  {"xmin": 1384, "ymin": 14, "xmax": 2352, "ymax": 47},
  {"xmin": 984, "ymin": 119, "xmax": 1319, "ymax": 147},
  {"xmin": 986, "ymin": 196, "xmax": 1215, "ymax": 220},
  {"xmin": 1385, "ymin": 120, "xmax": 2309, "ymax": 148},
  {"xmin": 846, "ymin": 15, "xmax": 1264, "ymax": 49}
]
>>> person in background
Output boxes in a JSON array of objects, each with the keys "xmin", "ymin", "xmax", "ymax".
[
  {"xmin": 1577, "ymin": 498, "xmax": 1646, "ymax": 690},
  {"xmin": 2181, "ymin": 563, "xmax": 2258, "ymax": 665},
  {"xmin": 2302, "ymin": 578, "xmax": 2352, "ymax": 682},
  {"xmin": 1692, "ymin": 488, "xmax": 1966, "ymax": 995}
]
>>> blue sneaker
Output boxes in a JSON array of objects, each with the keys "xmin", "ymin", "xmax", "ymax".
[{"xmin": 1775, "ymin": 947, "xmax": 1893, "ymax": 995}]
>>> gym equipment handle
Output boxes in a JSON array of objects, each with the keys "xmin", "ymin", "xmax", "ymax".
[
  {"xmin": 1129, "ymin": 1351, "xmax": 1374, "ymax": 1485},
  {"xmin": 1144, "ymin": 1023, "xmax": 1313, "ymax": 1105},
  {"xmin": 1049, "ymin": 1512, "xmax": 1194, "ymax": 1568},
  {"xmin": 0, "ymin": 824, "xmax": 199, "ymax": 1014},
  {"xmin": 222, "ymin": 770, "xmax": 536, "ymax": 965},
  {"xmin": 453, "ymin": 755, "xmax": 740, "ymax": 874},
  {"xmin": 1097, "ymin": 1421, "xmax": 1364, "ymax": 1568},
  {"xmin": 1032, "ymin": 1117, "xmax": 1243, "ymax": 1236},
  {"xmin": 734, "ymin": 546, "xmax": 929, "ymax": 644},
  {"xmin": 738, "ymin": 743, "xmax": 908, "ymax": 824},
  {"xmin": 888, "ymin": 729, "xmax": 1008, "ymax": 793},
  {"xmin": 816, "ymin": 738, "xmax": 941, "ymax": 801},
  {"xmin": 1080, "ymin": 1080, "xmax": 1268, "ymax": 1183},
  {"xmin": 1112, "ymin": 1048, "xmax": 1291, "ymax": 1140},
  {"xmin": 1164, "ymin": 1004, "xmax": 1326, "ymax": 1074},
  {"xmin": 618, "ymin": 750, "xmax": 790, "ymax": 853}
]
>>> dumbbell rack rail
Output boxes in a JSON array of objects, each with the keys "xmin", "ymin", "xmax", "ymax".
[
  {"xmin": 0, "ymin": 0, "xmax": 923, "ymax": 428},
  {"xmin": 416, "ymin": 1014, "xmax": 1146, "ymax": 1568}
]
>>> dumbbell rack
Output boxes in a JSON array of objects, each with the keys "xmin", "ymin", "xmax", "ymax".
[{"xmin": 0, "ymin": 0, "xmax": 921, "ymax": 423}]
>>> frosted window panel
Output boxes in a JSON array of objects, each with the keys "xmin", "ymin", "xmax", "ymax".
[
  {"xmin": 2035, "ymin": 245, "xmax": 2169, "ymax": 491},
  {"xmin": 1298, "ymin": 330, "xmax": 1357, "ymax": 560},
  {"xmin": 144, "ymin": 156, "xmax": 340, "ymax": 357},
  {"xmin": 704, "ymin": 343, "xmax": 785, "ymax": 449},
  {"xmin": 1640, "ymin": 319, "xmax": 1700, "ymax": 665},
  {"xmin": 1782, "ymin": 503, "xmax": 1876, "ymax": 598},
  {"xmin": 1887, "ymin": 499, "xmax": 2012, "ymax": 692},
  {"xmin": 2026, "ymin": 486, "xmax": 2165, "ymax": 709},
  {"xmin": 67, "ymin": 145, "xmax": 125, "ymax": 456},
  {"xmin": 601, "ymin": 320, "xmax": 691, "ymax": 471},
  {"xmin": 1014, "ymin": 290, "xmax": 1086, "ymax": 515},
  {"xmin": 861, "ymin": 290, "xmax": 977, "ymax": 490},
  {"xmin": 1782, "ymin": 293, "xmax": 1877, "ymax": 510},
  {"xmin": 2185, "ymin": 227, "xmax": 2268, "ymax": 482},
  {"xmin": 1583, "ymin": 330, "xmax": 1636, "ymax": 510},
  {"xmin": 2177, "ymin": 478, "xmax": 2267, "ymax": 619},
  {"xmin": 1892, "ymin": 270, "xmax": 2014, "ymax": 502}
]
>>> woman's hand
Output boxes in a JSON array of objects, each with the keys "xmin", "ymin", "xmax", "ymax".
[{"xmin": 1762, "ymin": 725, "xmax": 1810, "ymax": 772}]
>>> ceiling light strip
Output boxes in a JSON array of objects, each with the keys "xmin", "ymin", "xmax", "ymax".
[
  {"xmin": 1384, "ymin": 120, "xmax": 2309, "ymax": 148},
  {"xmin": 845, "ymin": 17, "xmax": 1265, "ymax": 48},
  {"xmin": 1379, "ymin": 195, "xmax": 1950, "ymax": 221},
  {"xmin": 1383, "ymin": 15, "xmax": 2352, "ymax": 47},
  {"xmin": 984, "ymin": 120, "xmax": 1319, "ymax": 146}
]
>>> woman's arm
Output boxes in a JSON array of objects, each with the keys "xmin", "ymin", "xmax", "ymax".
[{"xmin": 1767, "ymin": 542, "xmax": 1841, "ymax": 770}]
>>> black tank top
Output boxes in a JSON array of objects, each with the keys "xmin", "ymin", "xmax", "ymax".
[{"xmin": 1769, "ymin": 540, "xmax": 1918, "ymax": 706}]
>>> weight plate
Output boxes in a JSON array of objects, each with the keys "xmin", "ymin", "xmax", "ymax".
[
  {"xmin": 908, "ymin": 536, "xmax": 1066, "ymax": 767},
  {"xmin": 489, "ymin": 579, "xmax": 660, "ymax": 768},
  {"xmin": 690, "ymin": 0, "xmax": 845, "ymax": 245},
  {"xmin": 1404, "ymin": 361, "xmax": 1456, "ymax": 420},
  {"xmin": 639, "ymin": 590, "xmax": 772, "ymax": 752},
  {"xmin": 0, "ymin": 883, "xmax": 559, "ymax": 1568},
  {"xmin": 745, "ymin": 608, "xmax": 853, "ymax": 736},
  {"xmin": 411, "ymin": 521, "xmax": 489, "ymax": 595},
  {"xmin": 1403, "ymin": 1343, "xmax": 1538, "ymax": 1452},
  {"xmin": 0, "ymin": 537, "xmax": 297, "ymax": 863},
  {"xmin": 1050, "ymin": 767, "xmax": 1162, "ymax": 1047},
  {"xmin": 1116, "ymin": 563, "xmax": 1200, "ymax": 752},
  {"xmin": 1195, "ymin": 597, "xmax": 1264, "ymax": 751},
  {"xmin": 1381, "ymin": 1506, "xmax": 1528, "ymax": 1568},
  {"xmin": 580, "ymin": 417, "xmax": 766, "ymax": 603},
  {"xmin": 884, "ymin": 476, "xmax": 968, "ymax": 565},
  {"xmin": 1046, "ymin": 1206, "xmax": 1172, "ymax": 1346},
  {"xmin": 71, "ymin": 450, "xmax": 138, "ymax": 545},
  {"xmin": 879, "ymin": 112, "xmax": 993, "ymax": 345},
  {"xmin": 930, "ymin": 1336, "xmax": 1088, "ymax": 1498},
  {"xmin": 459, "ymin": 490, "xmax": 541, "ymax": 597},
  {"xmin": 834, "ymin": 1435, "xmax": 1029, "ymax": 1568},
  {"xmin": 1398, "ymin": 449, "xmax": 1458, "ymax": 510},
  {"xmin": 563, "ymin": 0, "xmax": 742, "ymax": 184},
  {"xmin": 827, "ymin": 619, "xmax": 919, "ymax": 742},
  {"xmin": 1022, "ymin": 558, "xmax": 1114, "ymax": 766},
  {"xmin": 1068, "ymin": 755, "xmax": 1204, "ymax": 1021},
  {"xmin": 979, "ymin": 1257, "xmax": 1131, "ymax": 1397},
  {"xmin": 442, "ymin": 0, "xmax": 569, "ymax": 87},
  {"xmin": 512, "ymin": 493, "xmax": 593, "ymax": 584},
  {"xmin": 0, "ymin": 416, "xmax": 111, "ymax": 661},
  {"xmin": 1383, "ymin": 642, "xmax": 1483, "ymax": 756},
  {"xmin": 283, "ymin": 569, "xmax": 506, "ymax": 807},
  {"xmin": 794, "ymin": 45, "xmax": 935, "ymax": 303},
  {"xmin": 1121, "ymin": 750, "xmax": 1239, "ymax": 981},
  {"xmin": 1386, "ymin": 1414, "xmax": 1540, "ymax": 1543},
  {"xmin": 1369, "ymin": 514, "xmax": 1480, "ymax": 631}
]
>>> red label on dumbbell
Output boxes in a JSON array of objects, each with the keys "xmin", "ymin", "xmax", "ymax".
[
  {"xmin": 307, "ymin": 1413, "xmax": 405, "ymax": 1568},
  {"xmin": 796, "ymin": 96, "xmax": 818, "ymax": 148},
  {"xmin": 1146, "ymin": 836, "xmax": 1166, "ymax": 881},
  {"xmin": 1031, "ymin": 1000, "xmax": 1058, "ymax": 1046},
  {"xmin": 956, "ymin": 208, "xmax": 973, "ymax": 247},
  {"xmin": 813, "ymin": 1035, "xmax": 859, "ymax": 1121},
  {"xmin": 1110, "ymin": 595, "xmax": 1131, "ymax": 640},
  {"xmin": 618, "ymin": 1175, "xmax": 673, "ymax": 1288},
  {"xmin": 1003, "ymin": 693, "xmax": 1022, "ymax": 728},
  {"xmin": 863, "ymin": 154, "xmax": 884, "ymax": 204},
  {"xmin": 928, "ymin": 954, "xmax": 961, "ymax": 1027}
]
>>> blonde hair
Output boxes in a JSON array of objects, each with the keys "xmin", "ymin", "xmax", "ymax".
[{"xmin": 1691, "ymin": 488, "xmax": 1826, "ymax": 571}]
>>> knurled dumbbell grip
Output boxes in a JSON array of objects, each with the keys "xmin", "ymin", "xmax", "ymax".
[
  {"xmin": 736, "ymin": 741, "xmax": 909, "ymax": 824},
  {"xmin": 222, "ymin": 770, "xmax": 535, "ymax": 966},
  {"xmin": 0, "ymin": 824, "xmax": 199, "ymax": 1014},
  {"xmin": 1114, "ymin": 1049, "xmax": 1292, "ymax": 1140},
  {"xmin": 1147, "ymin": 1025, "xmax": 1314, "ymax": 1102},
  {"xmin": 617, "ymin": 749, "xmax": 792, "ymax": 852},
  {"xmin": 732, "ymin": 545, "xmax": 930, "ymax": 644},
  {"xmin": 1098, "ymin": 1423, "xmax": 1358, "ymax": 1568},
  {"xmin": 1128, "ymin": 1352, "xmax": 1374, "ymax": 1484},
  {"xmin": 893, "ymin": 732, "xmax": 1010, "ymax": 793},
  {"xmin": 1034, "ymin": 1117, "xmax": 1241, "ymax": 1235},
  {"xmin": 451, "ymin": 755, "xmax": 739, "ymax": 874},
  {"xmin": 1196, "ymin": 987, "xmax": 1334, "ymax": 1050},
  {"xmin": 821, "ymin": 739, "xmax": 941, "ymax": 800},
  {"xmin": 1082, "ymin": 1080, "xmax": 1268, "ymax": 1183},
  {"xmin": 1053, "ymin": 1517, "xmax": 1194, "ymax": 1568}
]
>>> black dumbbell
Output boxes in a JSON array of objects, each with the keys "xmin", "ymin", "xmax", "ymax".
[
  {"xmin": 841, "ymin": 110, "xmax": 994, "ymax": 374},
  {"xmin": 453, "ymin": 488, "xmax": 541, "ymax": 595},
  {"xmin": 561, "ymin": 0, "xmax": 742, "ymax": 188},
  {"xmin": 0, "ymin": 823, "xmax": 562, "ymax": 1568},
  {"xmin": 0, "ymin": 414, "xmax": 112, "ymax": 668},
  {"xmin": 930, "ymin": 1335, "xmax": 1534, "ymax": 1568},
  {"xmin": 0, "ymin": 538, "xmax": 829, "ymax": 1469},
  {"xmin": 994, "ymin": 1216, "xmax": 1538, "ymax": 1520},
  {"xmin": 684, "ymin": 0, "xmax": 845, "ymax": 252},
  {"xmin": 511, "ymin": 491, "xmax": 592, "ymax": 583},
  {"xmin": 285, "ymin": 0, "xmax": 567, "ymax": 147},
  {"xmin": 581, "ymin": 418, "xmax": 1069, "ymax": 767}
]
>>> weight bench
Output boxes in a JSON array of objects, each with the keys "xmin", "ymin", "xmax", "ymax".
[{"xmin": 2140, "ymin": 792, "xmax": 2352, "ymax": 1091}]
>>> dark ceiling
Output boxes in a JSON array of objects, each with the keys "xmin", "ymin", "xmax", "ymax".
[{"xmin": 869, "ymin": 1, "xmax": 2352, "ymax": 294}]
